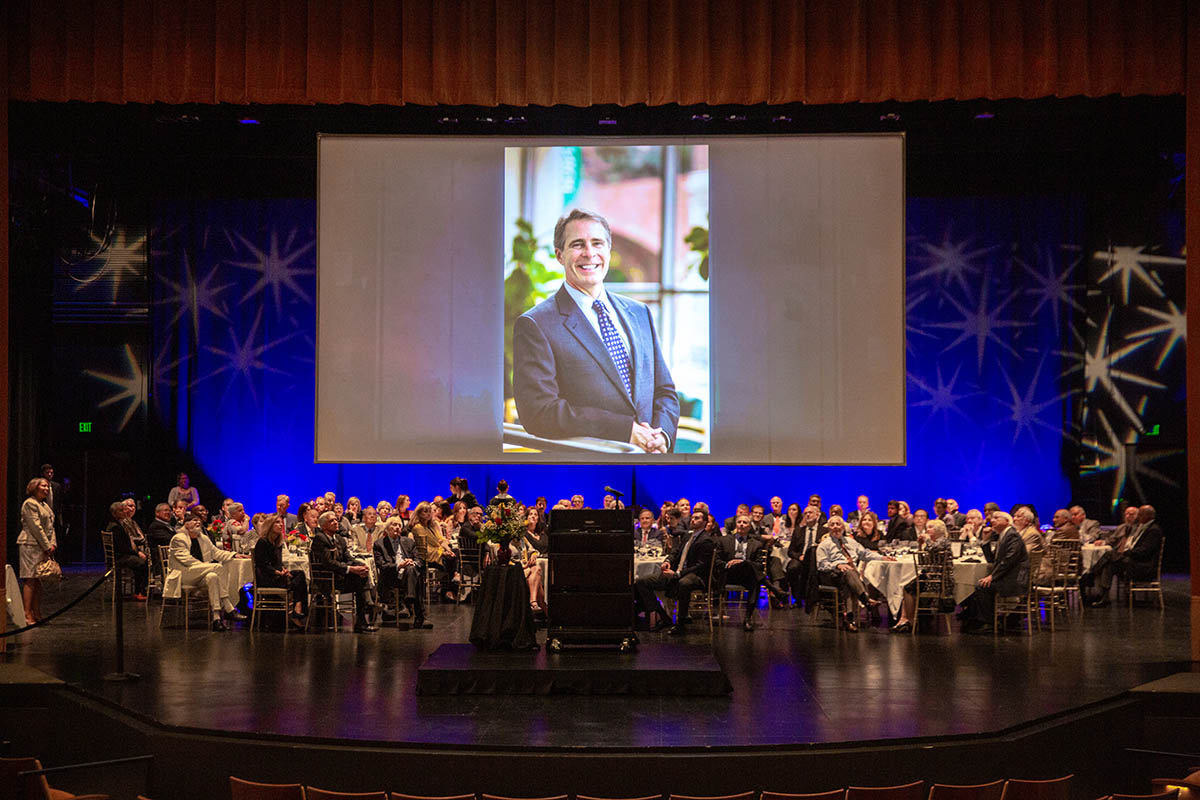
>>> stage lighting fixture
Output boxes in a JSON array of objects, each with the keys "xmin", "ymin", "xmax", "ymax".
[
  {"xmin": 437, "ymin": 116, "xmax": 459, "ymax": 124},
  {"xmin": 879, "ymin": 112, "xmax": 901, "ymax": 121},
  {"xmin": 691, "ymin": 113, "xmax": 712, "ymax": 122},
  {"xmin": 474, "ymin": 116, "xmax": 496, "ymax": 123},
  {"xmin": 504, "ymin": 116, "xmax": 527, "ymax": 124},
  {"xmin": 974, "ymin": 111, "xmax": 995, "ymax": 120},
  {"xmin": 771, "ymin": 115, "xmax": 793, "ymax": 123},
  {"xmin": 725, "ymin": 114, "xmax": 746, "ymax": 122},
  {"xmin": 598, "ymin": 118, "xmax": 617, "ymax": 125},
  {"xmin": 238, "ymin": 118, "xmax": 260, "ymax": 125}
]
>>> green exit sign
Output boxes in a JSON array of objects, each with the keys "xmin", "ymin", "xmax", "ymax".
[{"xmin": 79, "ymin": 421, "xmax": 92, "ymax": 433}]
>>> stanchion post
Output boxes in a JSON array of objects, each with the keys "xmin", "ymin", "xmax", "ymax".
[{"xmin": 104, "ymin": 565, "xmax": 139, "ymax": 682}]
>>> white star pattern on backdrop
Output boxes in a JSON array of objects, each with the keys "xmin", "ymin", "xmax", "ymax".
[
  {"xmin": 1062, "ymin": 309, "xmax": 1166, "ymax": 433},
  {"xmin": 1079, "ymin": 409, "xmax": 1182, "ymax": 511},
  {"xmin": 926, "ymin": 282, "xmax": 1032, "ymax": 372},
  {"xmin": 191, "ymin": 308, "xmax": 301, "ymax": 406},
  {"xmin": 993, "ymin": 357, "xmax": 1074, "ymax": 450},
  {"xmin": 909, "ymin": 231, "xmax": 994, "ymax": 295},
  {"xmin": 1017, "ymin": 246, "xmax": 1085, "ymax": 333},
  {"xmin": 72, "ymin": 229, "xmax": 148, "ymax": 302},
  {"xmin": 908, "ymin": 363, "xmax": 975, "ymax": 425},
  {"xmin": 83, "ymin": 343, "xmax": 147, "ymax": 433},
  {"xmin": 1093, "ymin": 244, "xmax": 1184, "ymax": 304},
  {"xmin": 1126, "ymin": 300, "xmax": 1185, "ymax": 370},
  {"xmin": 155, "ymin": 250, "xmax": 233, "ymax": 340},
  {"xmin": 228, "ymin": 228, "xmax": 315, "ymax": 317}
]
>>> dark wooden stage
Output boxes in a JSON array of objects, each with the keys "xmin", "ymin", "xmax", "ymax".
[{"xmin": 2, "ymin": 571, "xmax": 1197, "ymax": 800}]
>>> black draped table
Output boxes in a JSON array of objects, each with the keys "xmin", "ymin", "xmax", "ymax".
[{"xmin": 469, "ymin": 563, "xmax": 539, "ymax": 651}]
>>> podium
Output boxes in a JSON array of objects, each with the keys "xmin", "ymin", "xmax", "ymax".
[{"xmin": 546, "ymin": 508, "xmax": 637, "ymax": 652}]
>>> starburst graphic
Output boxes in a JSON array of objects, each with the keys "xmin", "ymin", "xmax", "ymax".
[
  {"xmin": 1126, "ymin": 300, "xmax": 1185, "ymax": 369},
  {"xmin": 993, "ymin": 357, "xmax": 1073, "ymax": 451},
  {"xmin": 1062, "ymin": 309, "xmax": 1165, "ymax": 432},
  {"xmin": 1017, "ymin": 246, "xmax": 1085, "ymax": 332},
  {"xmin": 904, "ymin": 289, "xmax": 936, "ymax": 354},
  {"xmin": 150, "ymin": 335, "xmax": 190, "ymax": 412},
  {"xmin": 908, "ymin": 363, "xmax": 976, "ymax": 425},
  {"xmin": 926, "ymin": 282, "xmax": 1032, "ymax": 372},
  {"xmin": 1080, "ymin": 409, "xmax": 1182, "ymax": 510},
  {"xmin": 909, "ymin": 232, "xmax": 995, "ymax": 295},
  {"xmin": 228, "ymin": 228, "xmax": 314, "ymax": 317},
  {"xmin": 70, "ymin": 228, "xmax": 147, "ymax": 302},
  {"xmin": 156, "ymin": 251, "xmax": 233, "ymax": 340},
  {"xmin": 1093, "ymin": 244, "xmax": 1184, "ymax": 304},
  {"xmin": 83, "ymin": 344, "xmax": 146, "ymax": 433},
  {"xmin": 191, "ymin": 309, "xmax": 300, "ymax": 406}
]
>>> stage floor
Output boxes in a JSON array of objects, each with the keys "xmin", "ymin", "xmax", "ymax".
[{"xmin": 3, "ymin": 571, "xmax": 1192, "ymax": 750}]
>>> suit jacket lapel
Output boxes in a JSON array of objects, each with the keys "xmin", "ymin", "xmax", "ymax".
[{"xmin": 556, "ymin": 286, "xmax": 636, "ymax": 410}]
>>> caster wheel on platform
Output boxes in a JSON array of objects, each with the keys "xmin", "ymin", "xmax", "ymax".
[
  {"xmin": 619, "ymin": 638, "xmax": 636, "ymax": 652},
  {"xmin": 548, "ymin": 637, "xmax": 563, "ymax": 652}
]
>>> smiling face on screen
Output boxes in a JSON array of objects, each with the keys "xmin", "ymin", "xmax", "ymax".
[{"xmin": 557, "ymin": 218, "xmax": 611, "ymax": 298}]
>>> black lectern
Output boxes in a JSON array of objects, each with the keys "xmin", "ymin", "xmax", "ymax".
[{"xmin": 546, "ymin": 508, "xmax": 637, "ymax": 652}]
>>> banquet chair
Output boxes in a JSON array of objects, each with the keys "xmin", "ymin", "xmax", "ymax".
[
  {"xmin": 156, "ymin": 545, "xmax": 208, "ymax": 631},
  {"xmin": 1036, "ymin": 541, "xmax": 1081, "ymax": 630},
  {"xmin": 994, "ymin": 553, "xmax": 1041, "ymax": 636},
  {"xmin": 481, "ymin": 794, "xmax": 569, "ymax": 800},
  {"xmin": 716, "ymin": 545, "xmax": 770, "ymax": 628},
  {"xmin": 913, "ymin": 550, "xmax": 955, "ymax": 635},
  {"xmin": 668, "ymin": 792, "xmax": 754, "ymax": 800},
  {"xmin": 762, "ymin": 789, "xmax": 846, "ymax": 800},
  {"xmin": 306, "ymin": 567, "xmax": 356, "ymax": 632},
  {"xmin": 229, "ymin": 777, "xmax": 305, "ymax": 800},
  {"xmin": 999, "ymin": 775, "xmax": 1073, "ymax": 800},
  {"xmin": 391, "ymin": 793, "xmax": 476, "ymax": 800},
  {"xmin": 457, "ymin": 537, "xmax": 484, "ymax": 601},
  {"xmin": 306, "ymin": 789, "xmax": 386, "ymax": 800},
  {"xmin": 847, "ymin": 781, "xmax": 925, "ymax": 800},
  {"xmin": 689, "ymin": 557, "xmax": 718, "ymax": 630},
  {"xmin": 578, "ymin": 793, "xmax": 663, "ymax": 800},
  {"xmin": 928, "ymin": 781, "xmax": 1006, "ymax": 800},
  {"xmin": 1, "ymin": 757, "xmax": 112, "ymax": 800},
  {"xmin": 1101, "ymin": 791, "xmax": 1180, "ymax": 800},
  {"xmin": 100, "ymin": 531, "xmax": 136, "ymax": 603},
  {"xmin": 1122, "ymin": 539, "xmax": 1165, "ymax": 609},
  {"xmin": 1153, "ymin": 767, "xmax": 1200, "ymax": 800},
  {"xmin": 248, "ymin": 551, "xmax": 291, "ymax": 632}
]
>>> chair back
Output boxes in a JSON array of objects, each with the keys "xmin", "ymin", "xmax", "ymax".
[
  {"xmin": 847, "ymin": 782, "xmax": 925, "ymax": 800},
  {"xmin": 1106, "ymin": 791, "xmax": 1179, "ymax": 800},
  {"xmin": 668, "ymin": 793, "xmax": 754, "ymax": 800},
  {"xmin": 929, "ymin": 781, "xmax": 1005, "ymax": 800},
  {"xmin": 101, "ymin": 532, "xmax": 116, "ymax": 571},
  {"xmin": 1049, "ymin": 539, "xmax": 1082, "ymax": 578},
  {"xmin": 1000, "ymin": 775, "xmax": 1073, "ymax": 800},
  {"xmin": 577, "ymin": 795, "xmax": 662, "ymax": 800},
  {"xmin": 305, "ymin": 790, "xmax": 387, "ymax": 800},
  {"xmin": 481, "ymin": 795, "xmax": 569, "ymax": 800},
  {"xmin": 763, "ymin": 791, "xmax": 846, "ymax": 800},
  {"xmin": 230, "ymin": 777, "xmax": 306, "ymax": 800},
  {"xmin": 391, "ymin": 794, "xmax": 476, "ymax": 800}
]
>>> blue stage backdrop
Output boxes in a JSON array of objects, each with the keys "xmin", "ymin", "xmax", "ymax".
[{"xmin": 132, "ymin": 192, "xmax": 1184, "ymax": 523}]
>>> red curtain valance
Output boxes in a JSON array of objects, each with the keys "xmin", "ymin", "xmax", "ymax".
[{"xmin": 5, "ymin": 0, "xmax": 1186, "ymax": 108}]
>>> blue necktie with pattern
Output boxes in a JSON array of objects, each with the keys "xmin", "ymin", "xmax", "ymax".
[{"xmin": 593, "ymin": 299, "xmax": 632, "ymax": 397}]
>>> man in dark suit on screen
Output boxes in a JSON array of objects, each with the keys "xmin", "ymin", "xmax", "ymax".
[{"xmin": 512, "ymin": 209, "xmax": 680, "ymax": 453}]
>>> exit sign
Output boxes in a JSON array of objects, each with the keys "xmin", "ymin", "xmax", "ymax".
[{"xmin": 79, "ymin": 422, "xmax": 92, "ymax": 433}]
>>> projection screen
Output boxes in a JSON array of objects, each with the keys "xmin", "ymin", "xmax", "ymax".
[{"xmin": 316, "ymin": 135, "xmax": 905, "ymax": 464}]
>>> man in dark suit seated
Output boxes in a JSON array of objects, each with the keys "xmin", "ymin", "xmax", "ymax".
[
  {"xmin": 512, "ymin": 209, "xmax": 680, "ymax": 453},
  {"xmin": 963, "ymin": 511, "xmax": 1029, "ymax": 633},
  {"xmin": 715, "ymin": 515, "xmax": 764, "ymax": 631},
  {"xmin": 147, "ymin": 502, "xmax": 178, "ymax": 581},
  {"xmin": 1082, "ymin": 504, "xmax": 1163, "ymax": 607},
  {"xmin": 786, "ymin": 504, "xmax": 827, "ymax": 609},
  {"xmin": 310, "ymin": 511, "xmax": 376, "ymax": 632},
  {"xmin": 373, "ymin": 517, "xmax": 429, "ymax": 628},
  {"xmin": 633, "ymin": 509, "xmax": 716, "ymax": 634}
]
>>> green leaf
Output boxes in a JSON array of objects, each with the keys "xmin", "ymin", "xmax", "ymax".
[{"xmin": 699, "ymin": 255, "xmax": 709, "ymax": 281}]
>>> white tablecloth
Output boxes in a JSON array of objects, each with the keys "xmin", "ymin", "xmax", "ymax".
[
  {"xmin": 951, "ymin": 558, "xmax": 991, "ymax": 604},
  {"xmin": 5, "ymin": 564, "xmax": 27, "ymax": 628},
  {"xmin": 284, "ymin": 550, "xmax": 376, "ymax": 587},
  {"xmin": 862, "ymin": 559, "xmax": 916, "ymax": 616},
  {"xmin": 1082, "ymin": 544, "xmax": 1111, "ymax": 572},
  {"xmin": 222, "ymin": 558, "xmax": 254, "ymax": 606}
]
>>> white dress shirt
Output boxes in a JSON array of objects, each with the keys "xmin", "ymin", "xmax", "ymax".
[{"xmin": 562, "ymin": 281, "xmax": 632, "ymax": 359}]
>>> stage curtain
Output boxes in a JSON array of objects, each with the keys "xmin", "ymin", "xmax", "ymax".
[{"xmin": 5, "ymin": 0, "xmax": 1185, "ymax": 107}]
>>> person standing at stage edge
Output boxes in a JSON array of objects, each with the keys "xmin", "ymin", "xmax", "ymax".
[{"xmin": 512, "ymin": 209, "xmax": 679, "ymax": 453}]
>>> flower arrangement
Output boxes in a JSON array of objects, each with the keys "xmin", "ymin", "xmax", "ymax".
[
  {"xmin": 476, "ymin": 501, "xmax": 527, "ymax": 545},
  {"xmin": 206, "ymin": 518, "xmax": 223, "ymax": 543},
  {"xmin": 286, "ymin": 529, "xmax": 309, "ymax": 551}
]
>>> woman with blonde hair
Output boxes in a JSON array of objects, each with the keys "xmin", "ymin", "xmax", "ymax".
[
  {"xmin": 409, "ymin": 501, "xmax": 459, "ymax": 603},
  {"xmin": 18, "ymin": 477, "xmax": 57, "ymax": 623}
]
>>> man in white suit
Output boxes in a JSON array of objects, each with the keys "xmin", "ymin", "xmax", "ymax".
[{"xmin": 166, "ymin": 513, "xmax": 249, "ymax": 631}]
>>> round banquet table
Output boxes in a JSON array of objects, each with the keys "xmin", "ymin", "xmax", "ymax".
[
  {"xmin": 469, "ymin": 563, "xmax": 539, "ymax": 650},
  {"xmin": 951, "ymin": 558, "xmax": 991, "ymax": 604},
  {"xmin": 1082, "ymin": 543, "xmax": 1112, "ymax": 572},
  {"xmin": 862, "ymin": 555, "xmax": 993, "ymax": 615}
]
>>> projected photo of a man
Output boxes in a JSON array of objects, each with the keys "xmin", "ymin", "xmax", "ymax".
[{"xmin": 513, "ymin": 209, "xmax": 679, "ymax": 453}]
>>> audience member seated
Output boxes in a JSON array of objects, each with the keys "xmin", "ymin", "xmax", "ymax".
[
  {"xmin": 1103, "ymin": 504, "xmax": 1140, "ymax": 548},
  {"xmin": 892, "ymin": 519, "xmax": 953, "ymax": 633},
  {"xmin": 786, "ymin": 504, "xmax": 826, "ymax": 609},
  {"xmin": 886, "ymin": 500, "xmax": 915, "ymax": 541},
  {"xmin": 634, "ymin": 509, "xmax": 717, "ymax": 634},
  {"xmin": 166, "ymin": 512, "xmax": 249, "ymax": 631},
  {"xmin": 942, "ymin": 497, "xmax": 967, "ymax": 533},
  {"xmin": 959, "ymin": 508, "xmax": 985, "ymax": 541},
  {"xmin": 253, "ymin": 513, "xmax": 308, "ymax": 628},
  {"xmin": 1049, "ymin": 508, "xmax": 1080, "ymax": 541},
  {"xmin": 815, "ymin": 515, "xmax": 892, "ymax": 632},
  {"xmin": 106, "ymin": 500, "xmax": 149, "ymax": 600},
  {"xmin": 373, "ymin": 517, "xmax": 427, "ymax": 627},
  {"xmin": 722, "ymin": 503, "xmax": 750, "ymax": 535},
  {"xmin": 1082, "ymin": 504, "xmax": 1163, "ymax": 607},
  {"xmin": 310, "ymin": 510, "xmax": 377, "ymax": 632},
  {"xmin": 853, "ymin": 511, "xmax": 884, "ymax": 551},
  {"xmin": 963, "ymin": 511, "xmax": 1029, "ymax": 633},
  {"xmin": 489, "ymin": 480, "xmax": 515, "ymax": 508},
  {"xmin": 911, "ymin": 508, "xmax": 929, "ymax": 540},
  {"xmin": 515, "ymin": 508, "xmax": 548, "ymax": 614},
  {"xmin": 224, "ymin": 502, "xmax": 256, "ymax": 553},
  {"xmin": 846, "ymin": 494, "xmax": 871, "ymax": 526},
  {"xmin": 146, "ymin": 502, "xmax": 177, "ymax": 575},
  {"xmin": 1068, "ymin": 504, "xmax": 1099, "ymax": 542},
  {"xmin": 409, "ymin": 501, "xmax": 459, "ymax": 603},
  {"xmin": 351, "ymin": 506, "xmax": 383, "ymax": 552},
  {"xmin": 167, "ymin": 471, "xmax": 199, "ymax": 510},
  {"xmin": 715, "ymin": 514, "xmax": 763, "ymax": 631},
  {"xmin": 1014, "ymin": 506, "xmax": 1052, "ymax": 583},
  {"xmin": 763, "ymin": 495, "xmax": 786, "ymax": 534}
]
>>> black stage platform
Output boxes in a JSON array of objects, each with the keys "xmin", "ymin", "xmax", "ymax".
[{"xmin": 416, "ymin": 642, "xmax": 732, "ymax": 695}]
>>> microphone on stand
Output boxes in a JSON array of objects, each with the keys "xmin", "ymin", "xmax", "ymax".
[{"xmin": 604, "ymin": 486, "xmax": 625, "ymax": 498}]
